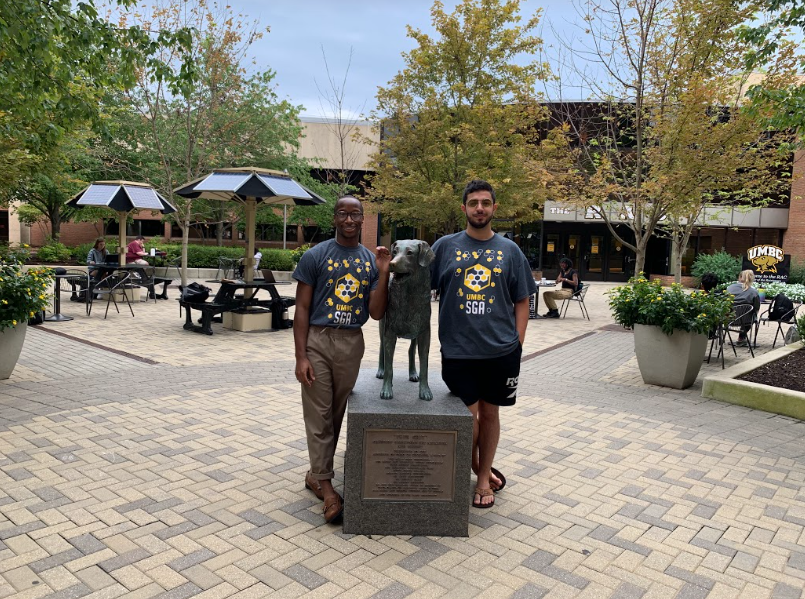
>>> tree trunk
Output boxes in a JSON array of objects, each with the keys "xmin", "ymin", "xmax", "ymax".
[
  {"xmin": 50, "ymin": 210, "xmax": 61, "ymax": 241},
  {"xmin": 672, "ymin": 224, "xmax": 694, "ymax": 285},
  {"xmin": 633, "ymin": 238, "xmax": 649, "ymax": 277},
  {"xmin": 215, "ymin": 221, "xmax": 224, "ymax": 247},
  {"xmin": 181, "ymin": 215, "xmax": 190, "ymax": 288}
]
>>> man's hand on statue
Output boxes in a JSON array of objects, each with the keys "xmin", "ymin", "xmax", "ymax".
[{"xmin": 375, "ymin": 246, "xmax": 391, "ymax": 273}]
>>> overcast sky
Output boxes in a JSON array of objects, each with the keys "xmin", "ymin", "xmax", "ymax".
[{"xmin": 229, "ymin": 0, "xmax": 587, "ymax": 119}]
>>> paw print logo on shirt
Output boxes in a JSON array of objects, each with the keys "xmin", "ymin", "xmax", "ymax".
[{"xmin": 334, "ymin": 273, "xmax": 360, "ymax": 303}]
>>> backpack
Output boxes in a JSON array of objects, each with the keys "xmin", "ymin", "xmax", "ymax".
[
  {"xmin": 769, "ymin": 294, "xmax": 795, "ymax": 322},
  {"xmin": 180, "ymin": 282, "xmax": 211, "ymax": 303}
]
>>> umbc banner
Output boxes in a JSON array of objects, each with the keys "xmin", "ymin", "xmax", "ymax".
[{"xmin": 742, "ymin": 244, "xmax": 790, "ymax": 285}]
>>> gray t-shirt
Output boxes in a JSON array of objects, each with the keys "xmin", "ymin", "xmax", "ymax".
[
  {"xmin": 293, "ymin": 239, "xmax": 379, "ymax": 328},
  {"xmin": 431, "ymin": 232, "xmax": 536, "ymax": 359},
  {"xmin": 726, "ymin": 282, "xmax": 760, "ymax": 316}
]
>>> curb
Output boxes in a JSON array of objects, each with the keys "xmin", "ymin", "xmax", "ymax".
[{"xmin": 701, "ymin": 344, "xmax": 805, "ymax": 420}]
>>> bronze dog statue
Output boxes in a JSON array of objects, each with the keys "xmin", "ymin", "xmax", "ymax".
[{"xmin": 376, "ymin": 240, "xmax": 435, "ymax": 400}]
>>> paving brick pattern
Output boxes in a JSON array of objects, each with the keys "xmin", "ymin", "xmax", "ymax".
[{"xmin": 0, "ymin": 282, "xmax": 803, "ymax": 597}]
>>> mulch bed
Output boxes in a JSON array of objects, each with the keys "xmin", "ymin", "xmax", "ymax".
[{"xmin": 738, "ymin": 347, "xmax": 805, "ymax": 393}]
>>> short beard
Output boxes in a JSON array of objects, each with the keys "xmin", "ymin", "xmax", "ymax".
[{"xmin": 467, "ymin": 215, "xmax": 492, "ymax": 229}]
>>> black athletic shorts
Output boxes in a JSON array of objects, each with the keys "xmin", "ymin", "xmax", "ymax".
[{"xmin": 441, "ymin": 344, "xmax": 522, "ymax": 407}]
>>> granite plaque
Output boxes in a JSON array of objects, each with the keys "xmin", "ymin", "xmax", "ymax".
[
  {"xmin": 363, "ymin": 429, "xmax": 456, "ymax": 501},
  {"xmin": 344, "ymin": 370, "xmax": 472, "ymax": 536}
]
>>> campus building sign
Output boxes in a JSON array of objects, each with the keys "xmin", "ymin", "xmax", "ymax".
[{"xmin": 742, "ymin": 244, "xmax": 790, "ymax": 285}]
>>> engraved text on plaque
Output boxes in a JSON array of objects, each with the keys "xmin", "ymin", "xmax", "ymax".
[{"xmin": 362, "ymin": 429, "xmax": 456, "ymax": 501}]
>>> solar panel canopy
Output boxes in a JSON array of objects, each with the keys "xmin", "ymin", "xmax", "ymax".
[
  {"xmin": 76, "ymin": 185, "xmax": 118, "ymax": 206},
  {"xmin": 124, "ymin": 186, "xmax": 163, "ymax": 209},
  {"xmin": 194, "ymin": 172, "xmax": 251, "ymax": 192},
  {"xmin": 258, "ymin": 175, "xmax": 312, "ymax": 199}
]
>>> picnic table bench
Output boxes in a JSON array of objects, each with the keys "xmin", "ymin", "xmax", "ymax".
[{"xmin": 180, "ymin": 279, "xmax": 293, "ymax": 335}]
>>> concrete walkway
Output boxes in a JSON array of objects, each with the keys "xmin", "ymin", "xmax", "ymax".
[{"xmin": 0, "ymin": 282, "xmax": 803, "ymax": 598}]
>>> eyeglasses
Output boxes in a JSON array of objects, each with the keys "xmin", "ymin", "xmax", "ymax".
[
  {"xmin": 466, "ymin": 199, "xmax": 494, "ymax": 208},
  {"xmin": 335, "ymin": 211, "xmax": 364, "ymax": 222}
]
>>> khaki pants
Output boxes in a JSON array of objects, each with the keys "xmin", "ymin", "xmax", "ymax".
[
  {"xmin": 543, "ymin": 288, "xmax": 573, "ymax": 311},
  {"xmin": 302, "ymin": 326, "xmax": 365, "ymax": 481}
]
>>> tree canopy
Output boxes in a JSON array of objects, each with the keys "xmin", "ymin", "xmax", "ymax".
[{"xmin": 367, "ymin": 0, "xmax": 562, "ymax": 235}]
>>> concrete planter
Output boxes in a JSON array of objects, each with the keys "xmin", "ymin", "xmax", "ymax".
[
  {"xmin": 702, "ymin": 345, "xmax": 805, "ymax": 419},
  {"xmin": 0, "ymin": 321, "xmax": 27, "ymax": 380},
  {"xmin": 633, "ymin": 324, "xmax": 708, "ymax": 389}
]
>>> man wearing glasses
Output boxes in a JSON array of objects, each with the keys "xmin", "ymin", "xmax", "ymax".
[
  {"xmin": 293, "ymin": 196, "xmax": 390, "ymax": 523},
  {"xmin": 431, "ymin": 180, "xmax": 536, "ymax": 510}
]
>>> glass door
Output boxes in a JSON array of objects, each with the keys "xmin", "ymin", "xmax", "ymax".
[{"xmin": 585, "ymin": 235, "xmax": 604, "ymax": 280}]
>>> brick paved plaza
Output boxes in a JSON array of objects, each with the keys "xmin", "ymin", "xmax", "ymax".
[{"xmin": 1, "ymin": 281, "xmax": 804, "ymax": 598}]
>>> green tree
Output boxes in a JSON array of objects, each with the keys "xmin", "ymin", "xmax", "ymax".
[
  {"xmin": 0, "ymin": 0, "xmax": 194, "ymax": 183},
  {"xmin": 367, "ymin": 0, "xmax": 559, "ymax": 235},
  {"xmin": 739, "ymin": 0, "xmax": 805, "ymax": 134},
  {"xmin": 5, "ymin": 130, "xmax": 101, "ymax": 240},
  {"xmin": 95, "ymin": 0, "xmax": 312, "ymax": 284},
  {"xmin": 549, "ymin": 0, "xmax": 788, "ymax": 278}
]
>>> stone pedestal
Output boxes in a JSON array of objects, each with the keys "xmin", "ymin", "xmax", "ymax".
[{"xmin": 343, "ymin": 370, "xmax": 472, "ymax": 537}]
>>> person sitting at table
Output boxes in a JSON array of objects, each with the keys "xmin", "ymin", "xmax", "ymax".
[
  {"xmin": 542, "ymin": 257, "xmax": 579, "ymax": 318},
  {"xmin": 126, "ymin": 235, "xmax": 149, "ymax": 265},
  {"xmin": 236, "ymin": 249, "xmax": 263, "ymax": 278},
  {"xmin": 86, "ymin": 237, "xmax": 109, "ymax": 281},
  {"xmin": 700, "ymin": 272, "xmax": 719, "ymax": 293},
  {"xmin": 726, "ymin": 269, "xmax": 761, "ymax": 347}
]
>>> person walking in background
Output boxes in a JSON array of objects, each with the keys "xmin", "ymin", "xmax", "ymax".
[
  {"xmin": 542, "ymin": 257, "xmax": 579, "ymax": 318},
  {"xmin": 293, "ymin": 196, "xmax": 390, "ymax": 523},
  {"xmin": 431, "ymin": 179, "xmax": 536, "ymax": 509}
]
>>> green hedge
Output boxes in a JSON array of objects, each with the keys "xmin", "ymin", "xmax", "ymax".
[{"xmin": 146, "ymin": 243, "xmax": 295, "ymax": 270}]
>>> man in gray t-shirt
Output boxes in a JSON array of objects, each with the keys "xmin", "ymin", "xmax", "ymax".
[
  {"xmin": 431, "ymin": 180, "xmax": 536, "ymax": 510},
  {"xmin": 293, "ymin": 196, "xmax": 390, "ymax": 523}
]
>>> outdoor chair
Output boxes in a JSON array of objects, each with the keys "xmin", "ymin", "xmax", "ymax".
[
  {"xmin": 88, "ymin": 271, "xmax": 135, "ymax": 319},
  {"xmin": 167, "ymin": 256, "xmax": 182, "ymax": 280},
  {"xmin": 708, "ymin": 303, "xmax": 755, "ymax": 368},
  {"xmin": 215, "ymin": 256, "xmax": 239, "ymax": 281},
  {"xmin": 62, "ymin": 268, "xmax": 91, "ymax": 308},
  {"xmin": 559, "ymin": 284, "xmax": 590, "ymax": 320},
  {"xmin": 754, "ymin": 298, "xmax": 802, "ymax": 349}
]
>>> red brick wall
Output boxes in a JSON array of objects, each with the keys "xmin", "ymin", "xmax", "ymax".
[
  {"xmin": 361, "ymin": 204, "xmax": 379, "ymax": 252},
  {"xmin": 30, "ymin": 220, "xmax": 104, "ymax": 246},
  {"xmin": 786, "ymin": 150, "xmax": 805, "ymax": 262}
]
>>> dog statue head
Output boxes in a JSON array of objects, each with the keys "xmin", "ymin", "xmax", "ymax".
[{"xmin": 389, "ymin": 240, "xmax": 435, "ymax": 277}]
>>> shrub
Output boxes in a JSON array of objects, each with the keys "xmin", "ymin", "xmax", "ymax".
[
  {"xmin": 261, "ymin": 249, "xmax": 295, "ymax": 271},
  {"xmin": 798, "ymin": 313, "xmax": 805, "ymax": 347},
  {"xmin": 789, "ymin": 257, "xmax": 805, "ymax": 285},
  {"xmin": 134, "ymin": 243, "xmax": 296, "ymax": 269},
  {"xmin": 608, "ymin": 274, "xmax": 733, "ymax": 335},
  {"xmin": 0, "ymin": 256, "xmax": 54, "ymax": 331},
  {"xmin": 70, "ymin": 242, "xmax": 96, "ymax": 264},
  {"xmin": 691, "ymin": 251, "xmax": 742, "ymax": 285},
  {"xmin": 35, "ymin": 241, "xmax": 72, "ymax": 263},
  {"xmin": 291, "ymin": 243, "xmax": 311, "ymax": 265}
]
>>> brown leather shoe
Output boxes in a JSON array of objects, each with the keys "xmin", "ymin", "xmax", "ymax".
[
  {"xmin": 323, "ymin": 493, "xmax": 343, "ymax": 523},
  {"xmin": 304, "ymin": 472, "xmax": 324, "ymax": 500}
]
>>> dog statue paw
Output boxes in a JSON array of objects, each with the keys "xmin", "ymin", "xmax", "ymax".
[{"xmin": 419, "ymin": 384, "xmax": 433, "ymax": 401}]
